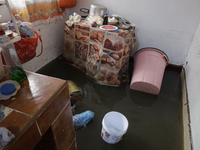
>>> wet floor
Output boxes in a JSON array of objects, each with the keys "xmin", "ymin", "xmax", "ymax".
[{"xmin": 36, "ymin": 56, "xmax": 183, "ymax": 150}]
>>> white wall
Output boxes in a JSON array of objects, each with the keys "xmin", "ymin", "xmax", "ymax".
[
  {"xmin": 22, "ymin": 13, "xmax": 68, "ymax": 72},
  {"xmin": 0, "ymin": 5, "xmax": 11, "ymax": 22},
  {"xmin": 70, "ymin": 0, "xmax": 200, "ymax": 65},
  {"xmin": 185, "ymin": 22, "xmax": 200, "ymax": 150}
]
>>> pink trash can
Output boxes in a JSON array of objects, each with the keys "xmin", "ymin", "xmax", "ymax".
[{"xmin": 130, "ymin": 48, "xmax": 168, "ymax": 95}]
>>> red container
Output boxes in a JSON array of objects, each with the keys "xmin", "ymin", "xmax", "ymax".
[{"xmin": 130, "ymin": 48, "xmax": 168, "ymax": 95}]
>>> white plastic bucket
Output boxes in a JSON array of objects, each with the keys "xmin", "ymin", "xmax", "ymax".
[{"xmin": 101, "ymin": 111, "xmax": 129, "ymax": 144}]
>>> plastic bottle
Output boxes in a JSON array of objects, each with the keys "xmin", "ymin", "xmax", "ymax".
[
  {"xmin": 8, "ymin": 19, "xmax": 16, "ymax": 32},
  {"xmin": 14, "ymin": 13, "xmax": 35, "ymax": 38},
  {"xmin": 15, "ymin": 13, "xmax": 23, "ymax": 25},
  {"xmin": 0, "ymin": 29, "xmax": 27, "ymax": 82},
  {"xmin": 103, "ymin": 13, "xmax": 108, "ymax": 25}
]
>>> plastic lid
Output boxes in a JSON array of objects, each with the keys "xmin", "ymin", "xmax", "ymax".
[
  {"xmin": 0, "ymin": 29, "xmax": 5, "ymax": 35},
  {"xmin": 91, "ymin": 4, "xmax": 107, "ymax": 10},
  {"xmin": 105, "ymin": 13, "xmax": 108, "ymax": 15},
  {"xmin": 0, "ymin": 83, "xmax": 16, "ymax": 95}
]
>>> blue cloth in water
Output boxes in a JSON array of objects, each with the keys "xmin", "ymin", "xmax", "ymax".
[{"xmin": 73, "ymin": 110, "xmax": 94, "ymax": 128}]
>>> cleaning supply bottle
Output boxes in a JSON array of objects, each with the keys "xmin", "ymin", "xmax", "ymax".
[
  {"xmin": 103, "ymin": 13, "xmax": 108, "ymax": 25},
  {"xmin": 0, "ymin": 29, "xmax": 27, "ymax": 82}
]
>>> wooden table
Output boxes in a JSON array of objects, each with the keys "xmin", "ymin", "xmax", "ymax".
[{"xmin": 0, "ymin": 71, "xmax": 76, "ymax": 150}]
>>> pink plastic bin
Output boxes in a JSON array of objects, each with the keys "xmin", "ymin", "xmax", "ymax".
[{"xmin": 130, "ymin": 48, "xmax": 168, "ymax": 95}]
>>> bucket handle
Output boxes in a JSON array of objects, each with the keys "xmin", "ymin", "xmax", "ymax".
[
  {"xmin": 80, "ymin": 8, "xmax": 90, "ymax": 14},
  {"xmin": 162, "ymin": 55, "xmax": 168, "ymax": 63}
]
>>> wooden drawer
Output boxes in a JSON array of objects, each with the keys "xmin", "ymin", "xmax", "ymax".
[
  {"xmin": 9, "ymin": 122, "xmax": 41, "ymax": 150},
  {"xmin": 37, "ymin": 85, "xmax": 70, "ymax": 135},
  {"xmin": 0, "ymin": 111, "xmax": 31, "ymax": 135},
  {"xmin": 51, "ymin": 104, "xmax": 76, "ymax": 150}
]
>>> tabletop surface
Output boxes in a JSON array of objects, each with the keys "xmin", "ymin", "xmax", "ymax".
[
  {"xmin": 0, "ymin": 71, "xmax": 68, "ymax": 149},
  {"xmin": 0, "ymin": 71, "xmax": 67, "ymax": 116}
]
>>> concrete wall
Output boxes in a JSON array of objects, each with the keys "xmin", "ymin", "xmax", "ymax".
[
  {"xmin": 185, "ymin": 22, "xmax": 200, "ymax": 150},
  {"xmin": 0, "ymin": 5, "xmax": 11, "ymax": 22},
  {"xmin": 22, "ymin": 14, "xmax": 68, "ymax": 72},
  {"xmin": 70, "ymin": 0, "xmax": 200, "ymax": 65}
]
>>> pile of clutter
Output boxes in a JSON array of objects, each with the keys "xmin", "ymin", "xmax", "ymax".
[
  {"xmin": 0, "ymin": 12, "xmax": 43, "ymax": 65},
  {"xmin": 63, "ymin": 4, "xmax": 136, "ymax": 87},
  {"xmin": 0, "ymin": 13, "xmax": 35, "ymax": 40},
  {"xmin": 65, "ymin": 4, "xmax": 134, "ymax": 30}
]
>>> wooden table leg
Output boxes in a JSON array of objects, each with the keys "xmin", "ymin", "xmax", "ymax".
[{"xmin": 51, "ymin": 103, "xmax": 76, "ymax": 150}]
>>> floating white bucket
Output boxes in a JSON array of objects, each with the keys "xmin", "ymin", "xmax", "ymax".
[{"xmin": 101, "ymin": 111, "xmax": 129, "ymax": 144}]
